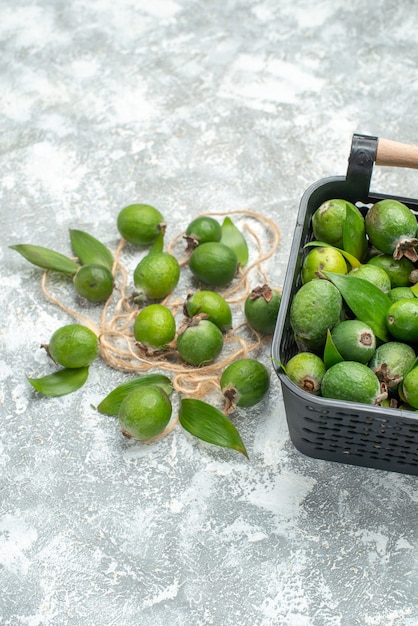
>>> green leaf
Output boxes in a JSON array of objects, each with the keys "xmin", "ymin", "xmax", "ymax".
[
  {"xmin": 271, "ymin": 356, "xmax": 287, "ymax": 373},
  {"xmin": 69, "ymin": 229, "xmax": 114, "ymax": 271},
  {"xmin": 27, "ymin": 367, "xmax": 89, "ymax": 396},
  {"xmin": 179, "ymin": 398, "xmax": 248, "ymax": 458},
  {"xmin": 323, "ymin": 329, "xmax": 344, "ymax": 369},
  {"xmin": 323, "ymin": 272, "xmax": 391, "ymax": 342},
  {"xmin": 304, "ymin": 241, "xmax": 361, "ymax": 269},
  {"xmin": 343, "ymin": 202, "xmax": 368, "ymax": 262},
  {"xmin": 221, "ymin": 217, "xmax": 249, "ymax": 267},
  {"xmin": 10, "ymin": 244, "xmax": 80, "ymax": 275},
  {"xmin": 97, "ymin": 374, "xmax": 173, "ymax": 415}
]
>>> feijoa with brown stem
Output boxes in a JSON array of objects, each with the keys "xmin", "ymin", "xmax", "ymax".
[
  {"xmin": 365, "ymin": 199, "xmax": 418, "ymax": 261},
  {"xmin": 220, "ymin": 358, "xmax": 270, "ymax": 412},
  {"xmin": 185, "ymin": 216, "xmax": 222, "ymax": 250},
  {"xmin": 285, "ymin": 352, "xmax": 326, "ymax": 396},
  {"xmin": 177, "ymin": 317, "xmax": 224, "ymax": 366},
  {"xmin": 244, "ymin": 284, "xmax": 281, "ymax": 334}
]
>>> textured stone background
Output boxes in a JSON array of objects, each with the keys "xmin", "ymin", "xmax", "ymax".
[{"xmin": 2, "ymin": 1, "xmax": 418, "ymax": 625}]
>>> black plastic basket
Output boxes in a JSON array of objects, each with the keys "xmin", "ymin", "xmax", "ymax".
[{"xmin": 272, "ymin": 133, "xmax": 418, "ymax": 475}]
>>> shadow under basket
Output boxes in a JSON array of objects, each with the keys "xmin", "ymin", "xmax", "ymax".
[{"xmin": 271, "ymin": 133, "xmax": 418, "ymax": 476}]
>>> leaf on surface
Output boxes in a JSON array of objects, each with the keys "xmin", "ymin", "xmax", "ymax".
[
  {"xmin": 179, "ymin": 398, "xmax": 248, "ymax": 458},
  {"xmin": 97, "ymin": 374, "xmax": 173, "ymax": 415},
  {"xmin": 221, "ymin": 217, "xmax": 249, "ymax": 267},
  {"xmin": 69, "ymin": 229, "xmax": 114, "ymax": 271},
  {"xmin": 10, "ymin": 244, "xmax": 80, "ymax": 275},
  {"xmin": 27, "ymin": 367, "xmax": 89, "ymax": 396}
]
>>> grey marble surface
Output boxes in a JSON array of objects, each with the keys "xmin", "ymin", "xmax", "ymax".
[{"xmin": 2, "ymin": 1, "xmax": 418, "ymax": 625}]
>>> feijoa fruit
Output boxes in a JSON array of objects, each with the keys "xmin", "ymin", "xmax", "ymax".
[
  {"xmin": 331, "ymin": 319, "xmax": 376, "ymax": 364},
  {"xmin": 401, "ymin": 367, "xmax": 418, "ymax": 409},
  {"xmin": 177, "ymin": 318, "xmax": 223, "ymax": 366},
  {"xmin": 47, "ymin": 324, "xmax": 99, "ymax": 368},
  {"xmin": 185, "ymin": 291, "xmax": 232, "ymax": 332},
  {"xmin": 117, "ymin": 203, "xmax": 165, "ymax": 246},
  {"xmin": 365, "ymin": 199, "xmax": 418, "ymax": 261},
  {"xmin": 134, "ymin": 252, "xmax": 180, "ymax": 300},
  {"xmin": 321, "ymin": 361, "xmax": 384, "ymax": 405},
  {"xmin": 134, "ymin": 304, "xmax": 176, "ymax": 349},
  {"xmin": 289, "ymin": 279, "xmax": 342, "ymax": 352},
  {"xmin": 311, "ymin": 199, "xmax": 358, "ymax": 248},
  {"xmin": 118, "ymin": 385, "xmax": 172, "ymax": 440},
  {"xmin": 369, "ymin": 341, "xmax": 416, "ymax": 389},
  {"xmin": 285, "ymin": 352, "xmax": 326, "ymax": 396},
  {"xmin": 301, "ymin": 247, "xmax": 347, "ymax": 283},
  {"xmin": 185, "ymin": 216, "xmax": 222, "ymax": 249},
  {"xmin": 188, "ymin": 241, "xmax": 238, "ymax": 286},
  {"xmin": 386, "ymin": 298, "xmax": 418, "ymax": 342},
  {"xmin": 220, "ymin": 358, "xmax": 270, "ymax": 409},
  {"xmin": 244, "ymin": 284, "xmax": 281, "ymax": 334},
  {"xmin": 348, "ymin": 264, "xmax": 391, "ymax": 295},
  {"xmin": 73, "ymin": 263, "xmax": 114, "ymax": 302},
  {"xmin": 389, "ymin": 287, "xmax": 415, "ymax": 302},
  {"xmin": 367, "ymin": 254, "xmax": 415, "ymax": 288}
]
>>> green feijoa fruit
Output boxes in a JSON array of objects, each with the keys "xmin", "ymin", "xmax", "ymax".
[
  {"xmin": 117, "ymin": 204, "xmax": 165, "ymax": 246},
  {"xmin": 365, "ymin": 199, "xmax": 418, "ymax": 261},
  {"xmin": 331, "ymin": 319, "xmax": 376, "ymax": 364},
  {"xmin": 188, "ymin": 242, "xmax": 238, "ymax": 287},
  {"xmin": 389, "ymin": 287, "xmax": 415, "ymax": 303},
  {"xmin": 386, "ymin": 298, "xmax": 418, "ymax": 342},
  {"xmin": 301, "ymin": 246, "xmax": 347, "ymax": 283},
  {"xmin": 289, "ymin": 279, "xmax": 342, "ymax": 353},
  {"xmin": 220, "ymin": 358, "xmax": 270, "ymax": 409},
  {"xmin": 367, "ymin": 254, "xmax": 415, "ymax": 288},
  {"xmin": 134, "ymin": 304, "xmax": 176, "ymax": 349},
  {"xmin": 73, "ymin": 263, "xmax": 114, "ymax": 302},
  {"xmin": 349, "ymin": 264, "xmax": 391, "ymax": 295},
  {"xmin": 401, "ymin": 367, "xmax": 418, "ymax": 409},
  {"xmin": 47, "ymin": 324, "xmax": 99, "ymax": 368},
  {"xmin": 133, "ymin": 252, "xmax": 180, "ymax": 300},
  {"xmin": 118, "ymin": 386, "xmax": 172, "ymax": 441},
  {"xmin": 177, "ymin": 319, "xmax": 223, "ymax": 366},
  {"xmin": 185, "ymin": 291, "xmax": 232, "ymax": 332},
  {"xmin": 285, "ymin": 352, "xmax": 326, "ymax": 396},
  {"xmin": 185, "ymin": 216, "xmax": 222, "ymax": 248},
  {"xmin": 311, "ymin": 199, "xmax": 360, "ymax": 248},
  {"xmin": 369, "ymin": 341, "xmax": 416, "ymax": 389},
  {"xmin": 244, "ymin": 285, "xmax": 281, "ymax": 334},
  {"xmin": 321, "ymin": 361, "xmax": 384, "ymax": 405}
]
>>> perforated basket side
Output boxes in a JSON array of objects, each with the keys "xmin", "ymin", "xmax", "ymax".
[{"xmin": 279, "ymin": 374, "xmax": 418, "ymax": 475}]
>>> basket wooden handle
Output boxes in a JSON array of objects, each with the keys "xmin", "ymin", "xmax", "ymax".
[{"xmin": 376, "ymin": 138, "xmax": 418, "ymax": 169}]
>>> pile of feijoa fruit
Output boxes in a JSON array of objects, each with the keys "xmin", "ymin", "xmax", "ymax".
[
  {"xmin": 10, "ymin": 204, "xmax": 282, "ymax": 458},
  {"xmin": 285, "ymin": 197, "xmax": 418, "ymax": 410}
]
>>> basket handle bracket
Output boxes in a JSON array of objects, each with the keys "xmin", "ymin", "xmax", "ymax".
[{"xmin": 346, "ymin": 134, "xmax": 378, "ymax": 199}]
